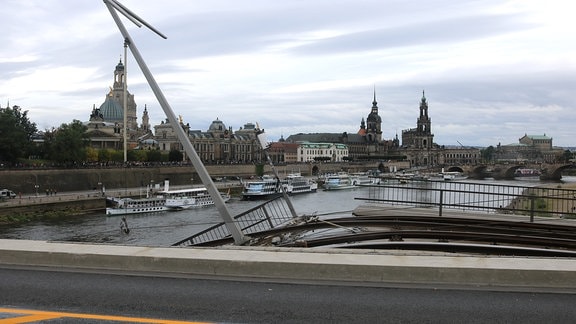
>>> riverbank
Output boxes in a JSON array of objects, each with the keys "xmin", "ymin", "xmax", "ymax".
[{"xmin": 502, "ymin": 181, "xmax": 576, "ymax": 219}]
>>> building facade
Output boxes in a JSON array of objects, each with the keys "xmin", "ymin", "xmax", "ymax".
[
  {"xmin": 84, "ymin": 59, "xmax": 151, "ymax": 150},
  {"xmin": 153, "ymin": 117, "xmax": 264, "ymax": 164},
  {"xmin": 495, "ymin": 134, "xmax": 562, "ymax": 163}
]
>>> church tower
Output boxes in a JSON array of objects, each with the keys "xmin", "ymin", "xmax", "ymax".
[
  {"xmin": 110, "ymin": 58, "xmax": 138, "ymax": 132},
  {"xmin": 416, "ymin": 90, "xmax": 434, "ymax": 148},
  {"xmin": 366, "ymin": 89, "xmax": 382, "ymax": 142},
  {"xmin": 141, "ymin": 104, "xmax": 150, "ymax": 132}
]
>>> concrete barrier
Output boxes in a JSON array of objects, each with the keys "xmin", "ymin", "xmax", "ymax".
[{"xmin": 1, "ymin": 239, "xmax": 575, "ymax": 291}]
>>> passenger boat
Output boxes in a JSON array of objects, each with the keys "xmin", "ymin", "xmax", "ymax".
[
  {"xmin": 323, "ymin": 172, "xmax": 357, "ymax": 190},
  {"xmin": 242, "ymin": 175, "xmax": 283, "ymax": 200},
  {"xmin": 433, "ymin": 168, "xmax": 467, "ymax": 181},
  {"xmin": 106, "ymin": 184, "xmax": 230, "ymax": 215},
  {"xmin": 164, "ymin": 187, "xmax": 230, "ymax": 210},
  {"xmin": 349, "ymin": 172, "xmax": 378, "ymax": 185},
  {"xmin": 106, "ymin": 195, "xmax": 168, "ymax": 215},
  {"xmin": 242, "ymin": 173, "xmax": 318, "ymax": 200},
  {"xmin": 514, "ymin": 168, "xmax": 541, "ymax": 180},
  {"xmin": 282, "ymin": 173, "xmax": 318, "ymax": 195}
]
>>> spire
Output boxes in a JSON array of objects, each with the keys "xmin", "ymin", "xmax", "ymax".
[{"xmin": 372, "ymin": 85, "xmax": 377, "ymax": 106}]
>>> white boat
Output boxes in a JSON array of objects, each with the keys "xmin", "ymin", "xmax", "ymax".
[
  {"xmin": 242, "ymin": 175, "xmax": 283, "ymax": 200},
  {"xmin": 106, "ymin": 181, "xmax": 229, "ymax": 215},
  {"xmin": 164, "ymin": 187, "xmax": 230, "ymax": 210},
  {"xmin": 349, "ymin": 172, "xmax": 378, "ymax": 185},
  {"xmin": 242, "ymin": 173, "xmax": 318, "ymax": 200},
  {"xmin": 323, "ymin": 172, "xmax": 357, "ymax": 191},
  {"xmin": 106, "ymin": 195, "xmax": 168, "ymax": 216},
  {"xmin": 282, "ymin": 173, "xmax": 318, "ymax": 195},
  {"xmin": 433, "ymin": 168, "xmax": 467, "ymax": 181}
]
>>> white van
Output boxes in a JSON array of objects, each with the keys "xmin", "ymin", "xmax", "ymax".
[{"xmin": 0, "ymin": 189, "xmax": 16, "ymax": 199}]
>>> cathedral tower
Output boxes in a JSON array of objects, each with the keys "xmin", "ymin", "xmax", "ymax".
[{"xmin": 366, "ymin": 89, "xmax": 382, "ymax": 142}]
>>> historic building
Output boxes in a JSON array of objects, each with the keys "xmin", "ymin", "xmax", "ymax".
[
  {"xmin": 401, "ymin": 91, "xmax": 438, "ymax": 166},
  {"xmin": 84, "ymin": 59, "xmax": 152, "ymax": 150},
  {"xmin": 285, "ymin": 90, "xmax": 399, "ymax": 160},
  {"xmin": 400, "ymin": 91, "xmax": 481, "ymax": 167},
  {"xmin": 494, "ymin": 134, "xmax": 562, "ymax": 163},
  {"xmin": 154, "ymin": 117, "xmax": 264, "ymax": 164}
]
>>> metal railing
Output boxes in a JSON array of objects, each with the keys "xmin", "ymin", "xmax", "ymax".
[
  {"xmin": 358, "ymin": 179, "xmax": 576, "ymax": 222},
  {"xmin": 172, "ymin": 196, "xmax": 297, "ymax": 246}
]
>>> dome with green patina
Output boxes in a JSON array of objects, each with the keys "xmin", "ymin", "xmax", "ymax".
[{"xmin": 99, "ymin": 96, "xmax": 123, "ymax": 122}]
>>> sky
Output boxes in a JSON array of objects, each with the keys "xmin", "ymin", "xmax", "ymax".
[{"xmin": 1, "ymin": 0, "xmax": 575, "ymax": 148}]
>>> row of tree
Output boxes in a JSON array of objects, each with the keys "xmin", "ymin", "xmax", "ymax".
[{"xmin": 0, "ymin": 105, "xmax": 183, "ymax": 167}]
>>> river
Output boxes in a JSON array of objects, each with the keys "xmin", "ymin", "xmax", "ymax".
[{"xmin": 1, "ymin": 177, "xmax": 574, "ymax": 247}]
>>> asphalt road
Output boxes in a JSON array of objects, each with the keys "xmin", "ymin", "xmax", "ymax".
[{"xmin": 1, "ymin": 266, "xmax": 575, "ymax": 323}]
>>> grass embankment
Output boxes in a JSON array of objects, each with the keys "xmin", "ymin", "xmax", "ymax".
[{"xmin": 504, "ymin": 182, "xmax": 576, "ymax": 219}]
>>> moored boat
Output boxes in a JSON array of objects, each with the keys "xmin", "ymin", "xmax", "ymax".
[
  {"xmin": 106, "ymin": 195, "xmax": 167, "ymax": 216},
  {"xmin": 242, "ymin": 175, "xmax": 283, "ymax": 200},
  {"xmin": 514, "ymin": 168, "xmax": 541, "ymax": 180},
  {"xmin": 323, "ymin": 172, "xmax": 356, "ymax": 190},
  {"xmin": 164, "ymin": 187, "xmax": 230, "ymax": 210},
  {"xmin": 282, "ymin": 173, "xmax": 318, "ymax": 195},
  {"xmin": 106, "ymin": 180, "xmax": 229, "ymax": 215}
]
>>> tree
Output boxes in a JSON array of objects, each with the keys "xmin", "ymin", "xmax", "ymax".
[
  {"xmin": 46, "ymin": 120, "xmax": 89, "ymax": 165},
  {"xmin": 480, "ymin": 146, "xmax": 495, "ymax": 163},
  {"xmin": 562, "ymin": 150, "xmax": 573, "ymax": 163},
  {"xmin": 0, "ymin": 105, "xmax": 37, "ymax": 163},
  {"xmin": 168, "ymin": 149, "xmax": 183, "ymax": 162},
  {"xmin": 146, "ymin": 150, "xmax": 162, "ymax": 162}
]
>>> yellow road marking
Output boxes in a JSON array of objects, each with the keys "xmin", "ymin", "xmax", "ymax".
[
  {"xmin": 0, "ymin": 314, "xmax": 61, "ymax": 323},
  {"xmin": 0, "ymin": 307, "xmax": 212, "ymax": 323}
]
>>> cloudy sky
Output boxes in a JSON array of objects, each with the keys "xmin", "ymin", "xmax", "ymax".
[{"xmin": 1, "ymin": 0, "xmax": 575, "ymax": 147}]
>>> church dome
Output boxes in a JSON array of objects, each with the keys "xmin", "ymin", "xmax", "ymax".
[
  {"xmin": 208, "ymin": 118, "xmax": 226, "ymax": 131},
  {"xmin": 99, "ymin": 97, "xmax": 123, "ymax": 122}
]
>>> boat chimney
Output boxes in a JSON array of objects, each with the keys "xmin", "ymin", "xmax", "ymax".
[{"xmin": 164, "ymin": 179, "xmax": 170, "ymax": 192}]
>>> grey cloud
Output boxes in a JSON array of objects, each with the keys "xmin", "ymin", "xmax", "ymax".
[{"xmin": 290, "ymin": 14, "xmax": 535, "ymax": 55}]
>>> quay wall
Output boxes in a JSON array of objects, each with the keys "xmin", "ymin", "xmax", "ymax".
[
  {"xmin": 0, "ymin": 196, "xmax": 104, "ymax": 220},
  {"xmin": 0, "ymin": 162, "xmax": 380, "ymax": 195}
]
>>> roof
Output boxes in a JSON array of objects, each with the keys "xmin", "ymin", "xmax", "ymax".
[{"xmin": 98, "ymin": 97, "xmax": 123, "ymax": 122}]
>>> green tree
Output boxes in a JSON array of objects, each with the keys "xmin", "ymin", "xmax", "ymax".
[
  {"xmin": 562, "ymin": 150, "xmax": 574, "ymax": 163},
  {"xmin": 146, "ymin": 150, "xmax": 162, "ymax": 162},
  {"xmin": 480, "ymin": 146, "xmax": 495, "ymax": 163},
  {"xmin": 168, "ymin": 149, "xmax": 183, "ymax": 162},
  {"xmin": 129, "ymin": 150, "xmax": 148, "ymax": 162},
  {"xmin": 0, "ymin": 105, "xmax": 37, "ymax": 163},
  {"xmin": 46, "ymin": 120, "xmax": 89, "ymax": 164}
]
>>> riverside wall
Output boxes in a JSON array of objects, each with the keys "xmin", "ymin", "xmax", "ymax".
[{"xmin": 0, "ymin": 162, "xmax": 380, "ymax": 195}]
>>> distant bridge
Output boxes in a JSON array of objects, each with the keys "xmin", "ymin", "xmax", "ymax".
[{"xmin": 452, "ymin": 163, "xmax": 576, "ymax": 181}]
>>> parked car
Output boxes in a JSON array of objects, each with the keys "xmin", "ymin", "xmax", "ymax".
[{"xmin": 0, "ymin": 189, "xmax": 16, "ymax": 199}]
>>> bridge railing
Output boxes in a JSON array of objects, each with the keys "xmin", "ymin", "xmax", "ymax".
[
  {"xmin": 172, "ymin": 195, "xmax": 296, "ymax": 247},
  {"xmin": 358, "ymin": 180, "xmax": 576, "ymax": 222}
]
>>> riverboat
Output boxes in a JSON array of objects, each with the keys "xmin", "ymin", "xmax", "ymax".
[
  {"xmin": 106, "ymin": 185, "xmax": 229, "ymax": 215},
  {"xmin": 349, "ymin": 172, "xmax": 379, "ymax": 185},
  {"xmin": 323, "ymin": 172, "xmax": 357, "ymax": 191},
  {"xmin": 433, "ymin": 168, "xmax": 467, "ymax": 181},
  {"xmin": 242, "ymin": 173, "xmax": 318, "ymax": 200},
  {"xmin": 282, "ymin": 173, "xmax": 318, "ymax": 195},
  {"xmin": 514, "ymin": 168, "xmax": 541, "ymax": 180},
  {"xmin": 106, "ymin": 195, "xmax": 168, "ymax": 215},
  {"xmin": 164, "ymin": 187, "xmax": 230, "ymax": 210},
  {"xmin": 242, "ymin": 175, "xmax": 283, "ymax": 200}
]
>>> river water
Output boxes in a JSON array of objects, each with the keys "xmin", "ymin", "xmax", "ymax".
[{"xmin": 1, "ymin": 177, "xmax": 573, "ymax": 247}]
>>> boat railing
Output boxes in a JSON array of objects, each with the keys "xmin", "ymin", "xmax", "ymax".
[
  {"xmin": 172, "ymin": 195, "xmax": 296, "ymax": 246},
  {"xmin": 357, "ymin": 179, "xmax": 576, "ymax": 222}
]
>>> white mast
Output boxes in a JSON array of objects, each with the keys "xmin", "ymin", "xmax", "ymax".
[{"xmin": 123, "ymin": 41, "xmax": 128, "ymax": 162}]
